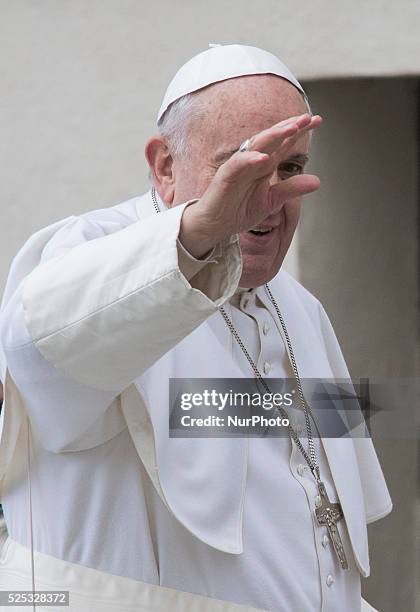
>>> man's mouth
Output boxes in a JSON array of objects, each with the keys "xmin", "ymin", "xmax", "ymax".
[
  {"xmin": 248, "ymin": 226, "xmax": 274, "ymax": 236},
  {"xmin": 244, "ymin": 225, "xmax": 278, "ymax": 247}
]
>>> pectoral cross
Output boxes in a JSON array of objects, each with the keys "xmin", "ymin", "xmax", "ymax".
[{"xmin": 315, "ymin": 481, "xmax": 349, "ymax": 570}]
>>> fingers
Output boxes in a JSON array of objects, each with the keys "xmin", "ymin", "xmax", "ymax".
[
  {"xmin": 277, "ymin": 115, "xmax": 322, "ymax": 151},
  {"xmin": 218, "ymin": 144, "xmax": 321, "ymax": 200},
  {"xmin": 218, "ymin": 113, "xmax": 323, "ymax": 189},
  {"xmin": 269, "ymin": 174, "xmax": 321, "ymax": 210},
  {"xmin": 248, "ymin": 114, "xmax": 322, "ymax": 156},
  {"xmin": 218, "ymin": 150, "xmax": 272, "ymax": 186},
  {"xmin": 249, "ymin": 118, "xmax": 303, "ymax": 153},
  {"xmin": 266, "ymin": 115, "xmax": 322, "ymax": 155}
]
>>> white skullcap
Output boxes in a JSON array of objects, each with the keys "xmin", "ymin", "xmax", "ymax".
[{"xmin": 157, "ymin": 44, "xmax": 306, "ymax": 124}]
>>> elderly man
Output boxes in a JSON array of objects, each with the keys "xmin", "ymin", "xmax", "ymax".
[{"xmin": 0, "ymin": 45, "xmax": 391, "ymax": 611}]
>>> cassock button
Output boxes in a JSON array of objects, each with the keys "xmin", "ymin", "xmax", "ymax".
[
  {"xmin": 322, "ymin": 535, "xmax": 329, "ymax": 548},
  {"xmin": 263, "ymin": 361, "xmax": 272, "ymax": 375},
  {"xmin": 263, "ymin": 321, "xmax": 270, "ymax": 335},
  {"xmin": 326, "ymin": 574, "xmax": 334, "ymax": 587}
]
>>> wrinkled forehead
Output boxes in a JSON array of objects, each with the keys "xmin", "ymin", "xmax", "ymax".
[{"xmin": 190, "ymin": 74, "xmax": 309, "ymax": 149}]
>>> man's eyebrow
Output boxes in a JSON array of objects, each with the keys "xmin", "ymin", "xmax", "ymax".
[{"xmin": 281, "ymin": 153, "xmax": 310, "ymax": 165}]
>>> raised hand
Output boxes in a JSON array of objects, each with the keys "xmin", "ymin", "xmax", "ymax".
[{"xmin": 179, "ymin": 113, "xmax": 322, "ymax": 259}]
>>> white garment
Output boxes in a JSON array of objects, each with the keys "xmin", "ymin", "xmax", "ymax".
[
  {"xmin": 0, "ymin": 190, "xmax": 391, "ymax": 611},
  {"xmin": 0, "ymin": 516, "xmax": 262, "ymax": 612}
]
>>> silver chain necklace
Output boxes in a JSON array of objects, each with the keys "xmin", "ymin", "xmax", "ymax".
[
  {"xmin": 220, "ymin": 286, "xmax": 320, "ymax": 478},
  {"xmin": 151, "ymin": 186, "xmax": 349, "ymax": 569}
]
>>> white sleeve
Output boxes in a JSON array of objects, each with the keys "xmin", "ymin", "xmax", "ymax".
[
  {"xmin": 1, "ymin": 284, "xmax": 122, "ymax": 452},
  {"xmin": 0, "ymin": 203, "xmax": 242, "ymax": 451}
]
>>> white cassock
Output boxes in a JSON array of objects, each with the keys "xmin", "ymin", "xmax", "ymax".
[{"xmin": 0, "ymin": 189, "xmax": 391, "ymax": 612}]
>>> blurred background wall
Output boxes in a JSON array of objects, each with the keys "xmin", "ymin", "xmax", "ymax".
[{"xmin": 1, "ymin": 2, "xmax": 419, "ymax": 610}]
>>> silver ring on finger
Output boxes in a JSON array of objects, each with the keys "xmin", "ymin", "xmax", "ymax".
[{"xmin": 238, "ymin": 138, "xmax": 252, "ymax": 152}]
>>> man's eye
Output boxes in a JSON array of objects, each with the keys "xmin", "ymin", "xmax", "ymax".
[{"xmin": 277, "ymin": 163, "xmax": 304, "ymax": 177}]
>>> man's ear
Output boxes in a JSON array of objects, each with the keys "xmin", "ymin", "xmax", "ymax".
[{"xmin": 145, "ymin": 137, "xmax": 175, "ymax": 205}]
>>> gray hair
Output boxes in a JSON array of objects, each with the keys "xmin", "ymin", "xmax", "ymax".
[{"xmin": 157, "ymin": 93, "xmax": 201, "ymax": 158}]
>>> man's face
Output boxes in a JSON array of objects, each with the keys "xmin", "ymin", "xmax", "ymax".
[{"xmin": 171, "ymin": 75, "xmax": 311, "ymax": 288}]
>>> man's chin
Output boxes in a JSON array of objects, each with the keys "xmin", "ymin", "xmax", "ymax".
[
  {"xmin": 239, "ymin": 237, "xmax": 289, "ymax": 288},
  {"xmin": 239, "ymin": 261, "xmax": 284, "ymax": 289}
]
